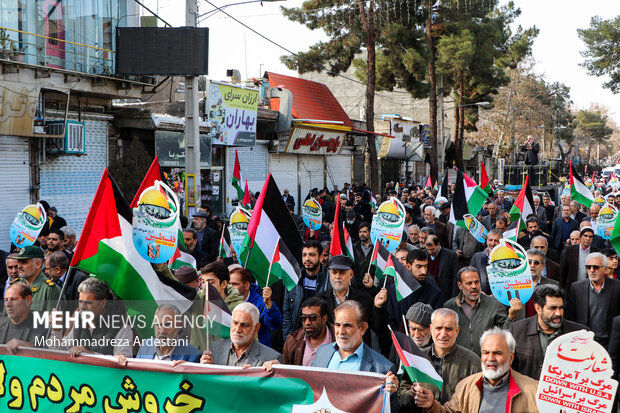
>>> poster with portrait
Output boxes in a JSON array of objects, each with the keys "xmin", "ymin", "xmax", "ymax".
[
  {"xmin": 9, "ymin": 203, "xmax": 47, "ymax": 248},
  {"xmin": 593, "ymin": 196, "xmax": 606, "ymax": 209},
  {"xmin": 596, "ymin": 204, "xmax": 617, "ymax": 240},
  {"xmin": 464, "ymin": 214, "xmax": 488, "ymax": 244},
  {"xmin": 536, "ymin": 330, "xmax": 618, "ymax": 413},
  {"xmin": 132, "ymin": 181, "xmax": 180, "ymax": 264},
  {"xmin": 302, "ymin": 198, "xmax": 322, "ymax": 230},
  {"xmin": 486, "ymin": 238, "xmax": 533, "ymax": 306},
  {"xmin": 370, "ymin": 198, "xmax": 405, "ymax": 252},
  {"xmin": 229, "ymin": 207, "xmax": 252, "ymax": 256}
]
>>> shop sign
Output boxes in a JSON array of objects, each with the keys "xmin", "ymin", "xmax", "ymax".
[
  {"xmin": 207, "ymin": 82, "xmax": 258, "ymax": 146},
  {"xmin": 284, "ymin": 126, "xmax": 345, "ymax": 155},
  {"xmin": 155, "ymin": 130, "xmax": 212, "ymax": 167}
]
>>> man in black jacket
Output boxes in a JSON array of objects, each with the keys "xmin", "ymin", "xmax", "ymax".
[
  {"xmin": 510, "ymin": 284, "xmax": 587, "ymax": 380},
  {"xmin": 520, "ymin": 135, "xmax": 539, "ymax": 165},
  {"xmin": 192, "ymin": 211, "xmax": 219, "ymax": 264}
]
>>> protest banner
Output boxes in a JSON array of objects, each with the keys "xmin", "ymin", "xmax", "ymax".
[
  {"xmin": 596, "ymin": 204, "xmax": 617, "ymax": 240},
  {"xmin": 371, "ymin": 198, "xmax": 405, "ymax": 252},
  {"xmin": 0, "ymin": 348, "xmax": 387, "ymax": 412},
  {"xmin": 464, "ymin": 214, "xmax": 488, "ymax": 243},
  {"xmin": 302, "ymin": 198, "xmax": 322, "ymax": 230},
  {"xmin": 207, "ymin": 82, "xmax": 258, "ymax": 146},
  {"xmin": 536, "ymin": 330, "xmax": 618, "ymax": 413},
  {"xmin": 132, "ymin": 181, "xmax": 180, "ymax": 264},
  {"xmin": 9, "ymin": 203, "xmax": 46, "ymax": 248},
  {"xmin": 486, "ymin": 238, "xmax": 534, "ymax": 306},
  {"xmin": 229, "ymin": 207, "xmax": 251, "ymax": 257}
]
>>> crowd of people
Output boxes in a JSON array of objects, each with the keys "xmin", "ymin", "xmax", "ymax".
[{"xmin": 1, "ymin": 177, "xmax": 619, "ymax": 412}]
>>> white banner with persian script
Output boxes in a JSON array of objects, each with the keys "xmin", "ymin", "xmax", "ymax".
[{"xmin": 284, "ymin": 126, "xmax": 346, "ymax": 155}]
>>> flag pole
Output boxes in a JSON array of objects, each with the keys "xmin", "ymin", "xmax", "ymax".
[
  {"xmin": 265, "ymin": 236, "xmax": 280, "ymax": 288},
  {"xmin": 367, "ymin": 239, "xmax": 378, "ymax": 275},
  {"xmin": 218, "ymin": 223, "xmax": 227, "ymax": 258},
  {"xmin": 402, "ymin": 314, "xmax": 409, "ymax": 337},
  {"xmin": 204, "ymin": 281, "xmax": 210, "ymax": 352}
]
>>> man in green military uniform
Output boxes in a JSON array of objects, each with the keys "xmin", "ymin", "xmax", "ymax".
[{"xmin": 14, "ymin": 246, "xmax": 62, "ymax": 312}]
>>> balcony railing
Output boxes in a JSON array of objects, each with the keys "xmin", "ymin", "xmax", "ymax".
[{"xmin": 0, "ymin": 26, "xmax": 114, "ymax": 76}]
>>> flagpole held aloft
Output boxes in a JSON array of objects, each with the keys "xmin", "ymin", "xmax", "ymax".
[
  {"xmin": 265, "ymin": 236, "xmax": 280, "ymax": 288},
  {"xmin": 204, "ymin": 280, "xmax": 210, "ymax": 352}
]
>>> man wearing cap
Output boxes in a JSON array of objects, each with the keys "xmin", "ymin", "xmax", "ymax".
[
  {"xmin": 560, "ymin": 226, "xmax": 599, "ymax": 290},
  {"xmin": 192, "ymin": 210, "xmax": 219, "ymax": 264},
  {"xmin": 14, "ymin": 246, "xmax": 62, "ymax": 312},
  {"xmin": 438, "ymin": 202, "xmax": 451, "ymax": 224},
  {"xmin": 398, "ymin": 308, "xmax": 481, "ymax": 409},
  {"xmin": 317, "ymin": 255, "xmax": 374, "ymax": 345}
]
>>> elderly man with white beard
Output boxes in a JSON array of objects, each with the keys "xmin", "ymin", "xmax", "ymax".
[
  {"xmin": 200, "ymin": 302, "xmax": 282, "ymax": 367},
  {"xmin": 412, "ymin": 328, "xmax": 539, "ymax": 413}
]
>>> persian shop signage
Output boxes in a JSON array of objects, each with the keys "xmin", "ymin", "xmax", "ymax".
[{"xmin": 284, "ymin": 126, "xmax": 346, "ymax": 155}]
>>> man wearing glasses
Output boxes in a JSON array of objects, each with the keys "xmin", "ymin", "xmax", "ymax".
[
  {"xmin": 523, "ymin": 249, "xmax": 558, "ymax": 318},
  {"xmin": 280, "ymin": 296, "xmax": 333, "ymax": 366},
  {"xmin": 566, "ymin": 252, "xmax": 620, "ymax": 349}
]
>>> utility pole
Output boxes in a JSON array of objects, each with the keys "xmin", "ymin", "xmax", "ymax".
[{"xmin": 185, "ymin": 0, "xmax": 201, "ymax": 213}]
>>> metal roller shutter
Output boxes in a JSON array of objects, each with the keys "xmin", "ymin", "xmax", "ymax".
[
  {"xmin": 0, "ymin": 136, "xmax": 31, "ymax": 251},
  {"xmin": 225, "ymin": 145, "xmax": 268, "ymax": 215},
  {"xmin": 326, "ymin": 153, "xmax": 352, "ymax": 191},
  {"xmin": 39, "ymin": 119, "xmax": 109, "ymax": 238},
  {"xmin": 269, "ymin": 153, "xmax": 298, "ymax": 210},
  {"xmin": 298, "ymin": 155, "xmax": 324, "ymax": 208}
]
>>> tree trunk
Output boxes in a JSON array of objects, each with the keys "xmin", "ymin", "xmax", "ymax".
[
  {"xmin": 455, "ymin": 71, "xmax": 465, "ymax": 170},
  {"xmin": 358, "ymin": 0, "xmax": 378, "ymax": 194},
  {"xmin": 426, "ymin": 0, "xmax": 438, "ymax": 186}
]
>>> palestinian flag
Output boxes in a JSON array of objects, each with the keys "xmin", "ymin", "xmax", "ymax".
[
  {"xmin": 70, "ymin": 169, "xmax": 196, "ymax": 336},
  {"xmin": 267, "ymin": 236, "xmax": 301, "ymax": 291},
  {"xmin": 370, "ymin": 192, "xmax": 378, "ymax": 211},
  {"xmin": 218, "ymin": 223, "xmax": 232, "ymax": 259},
  {"xmin": 570, "ymin": 162, "xmax": 594, "ymax": 208},
  {"xmin": 329, "ymin": 193, "xmax": 354, "ymax": 261},
  {"xmin": 368, "ymin": 239, "xmax": 389, "ymax": 280},
  {"xmin": 509, "ymin": 175, "xmax": 535, "ymax": 226},
  {"xmin": 169, "ymin": 250, "xmax": 197, "ymax": 270},
  {"xmin": 242, "ymin": 180, "xmax": 252, "ymax": 208},
  {"xmin": 232, "ymin": 149, "xmax": 245, "ymax": 202},
  {"xmin": 463, "ymin": 172, "xmax": 488, "ymax": 215},
  {"xmin": 343, "ymin": 224, "xmax": 355, "ymax": 260},
  {"xmin": 239, "ymin": 174, "xmax": 303, "ymax": 288},
  {"xmin": 130, "ymin": 156, "xmax": 163, "ymax": 208},
  {"xmin": 204, "ymin": 282, "xmax": 232, "ymax": 338},
  {"xmin": 384, "ymin": 255, "xmax": 418, "ymax": 301},
  {"xmin": 425, "ymin": 175, "xmax": 432, "ymax": 189},
  {"xmin": 480, "ymin": 161, "xmax": 492, "ymax": 195},
  {"xmin": 391, "ymin": 328, "xmax": 443, "ymax": 389},
  {"xmin": 503, "ymin": 218, "xmax": 521, "ymax": 242}
]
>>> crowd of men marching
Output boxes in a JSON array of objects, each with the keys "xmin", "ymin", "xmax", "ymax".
[{"xmin": 1, "ymin": 179, "xmax": 619, "ymax": 412}]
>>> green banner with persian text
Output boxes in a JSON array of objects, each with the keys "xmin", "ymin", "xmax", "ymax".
[{"xmin": 0, "ymin": 348, "xmax": 386, "ymax": 412}]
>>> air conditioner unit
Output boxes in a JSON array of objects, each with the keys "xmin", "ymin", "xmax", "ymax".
[{"xmin": 45, "ymin": 120, "xmax": 86, "ymax": 155}]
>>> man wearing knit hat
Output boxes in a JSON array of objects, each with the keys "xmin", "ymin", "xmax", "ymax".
[
  {"xmin": 405, "ymin": 302, "xmax": 432, "ymax": 348},
  {"xmin": 398, "ymin": 308, "xmax": 481, "ymax": 410}
]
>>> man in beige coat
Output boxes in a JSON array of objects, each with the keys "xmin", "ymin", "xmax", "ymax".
[{"xmin": 412, "ymin": 327, "xmax": 539, "ymax": 413}]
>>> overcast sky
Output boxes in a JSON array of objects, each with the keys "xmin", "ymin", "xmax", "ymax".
[{"xmin": 142, "ymin": 0, "xmax": 620, "ymax": 124}]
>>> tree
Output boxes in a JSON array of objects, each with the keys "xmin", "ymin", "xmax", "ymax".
[
  {"xmin": 578, "ymin": 16, "xmax": 620, "ymax": 93},
  {"xmin": 574, "ymin": 109, "xmax": 614, "ymax": 164}
]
